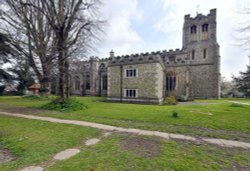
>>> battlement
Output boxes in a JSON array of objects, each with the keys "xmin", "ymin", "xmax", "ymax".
[
  {"xmin": 107, "ymin": 48, "xmax": 185, "ymax": 67},
  {"xmin": 184, "ymin": 8, "xmax": 216, "ymax": 21}
]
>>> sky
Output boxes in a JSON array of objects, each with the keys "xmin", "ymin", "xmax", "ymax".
[{"xmin": 90, "ymin": 0, "xmax": 250, "ymax": 80}]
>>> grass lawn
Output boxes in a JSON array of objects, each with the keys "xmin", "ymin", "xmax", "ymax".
[
  {"xmin": 0, "ymin": 96, "xmax": 250, "ymax": 141},
  {"xmin": 0, "ymin": 115, "xmax": 100, "ymax": 171},
  {"xmin": 0, "ymin": 96, "xmax": 250, "ymax": 171},
  {"xmin": 47, "ymin": 133, "xmax": 250, "ymax": 171}
]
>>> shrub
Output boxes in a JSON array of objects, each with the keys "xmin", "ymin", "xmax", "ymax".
[
  {"xmin": 172, "ymin": 111, "xmax": 179, "ymax": 118},
  {"xmin": 41, "ymin": 98, "xmax": 87, "ymax": 112},
  {"xmin": 164, "ymin": 96, "xmax": 177, "ymax": 105}
]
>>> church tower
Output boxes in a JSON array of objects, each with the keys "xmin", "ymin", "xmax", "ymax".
[{"xmin": 182, "ymin": 9, "xmax": 220, "ymax": 98}]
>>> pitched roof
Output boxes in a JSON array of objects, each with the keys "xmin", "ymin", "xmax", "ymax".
[{"xmin": 28, "ymin": 83, "xmax": 41, "ymax": 90}]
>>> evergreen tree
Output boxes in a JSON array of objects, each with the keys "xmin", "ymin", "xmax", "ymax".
[{"xmin": 233, "ymin": 62, "xmax": 250, "ymax": 97}]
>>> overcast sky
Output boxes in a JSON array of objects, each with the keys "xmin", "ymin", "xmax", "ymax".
[{"xmin": 92, "ymin": 0, "xmax": 250, "ymax": 80}]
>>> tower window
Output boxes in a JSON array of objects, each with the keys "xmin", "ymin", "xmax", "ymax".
[
  {"xmin": 202, "ymin": 23, "xmax": 208, "ymax": 32},
  {"xmin": 191, "ymin": 50, "xmax": 195, "ymax": 60},
  {"xmin": 203, "ymin": 49, "xmax": 207, "ymax": 59},
  {"xmin": 190, "ymin": 25, "xmax": 197, "ymax": 34}
]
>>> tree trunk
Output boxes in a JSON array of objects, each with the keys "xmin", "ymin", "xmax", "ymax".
[
  {"xmin": 58, "ymin": 57, "xmax": 67, "ymax": 101},
  {"xmin": 57, "ymin": 40, "xmax": 69, "ymax": 101},
  {"xmin": 40, "ymin": 72, "xmax": 51, "ymax": 95}
]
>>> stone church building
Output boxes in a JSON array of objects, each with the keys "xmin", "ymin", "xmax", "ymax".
[{"xmin": 70, "ymin": 9, "xmax": 220, "ymax": 104}]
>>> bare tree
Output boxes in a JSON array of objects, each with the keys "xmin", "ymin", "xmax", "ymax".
[
  {"xmin": 0, "ymin": 0, "xmax": 57, "ymax": 94},
  {"xmin": 235, "ymin": 5, "xmax": 250, "ymax": 51},
  {"xmin": 0, "ymin": 33, "xmax": 14, "ymax": 84},
  {"xmin": 22, "ymin": 0, "xmax": 103, "ymax": 101}
]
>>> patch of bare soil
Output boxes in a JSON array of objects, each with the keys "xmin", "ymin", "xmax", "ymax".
[
  {"xmin": 228, "ymin": 162, "xmax": 250, "ymax": 171},
  {"xmin": 0, "ymin": 146, "xmax": 16, "ymax": 163},
  {"xmin": 0, "ymin": 105, "xmax": 62, "ymax": 115},
  {"xmin": 120, "ymin": 135, "xmax": 161, "ymax": 158}
]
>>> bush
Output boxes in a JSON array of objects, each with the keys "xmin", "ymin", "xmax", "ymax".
[
  {"xmin": 164, "ymin": 96, "xmax": 177, "ymax": 105},
  {"xmin": 172, "ymin": 111, "xmax": 179, "ymax": 118},
  {"xmin": 41, "ymin": 98, "xmax": 87, "ymax": 112}
]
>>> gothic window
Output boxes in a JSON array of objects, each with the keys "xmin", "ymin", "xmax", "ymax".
[
  {"xmin": 86, "ymin": 75, "xmax": 90, "ymax": 90},
  {"xmin": 190, "ymin": 25, "xmax": 197, "ymax": 34},
  {"xmin": 203, "ymin": 48, "xmax": 207, "ymax": 59},
  {"xmin": 126, "ymin": 69, "xmax": 137, "ymax": 77},
  {"xmin": 99, "ymin": 63, "xmax": 105, "ymax": 69},
  {"xmin": 102, "ymin": 75, "xmax": 107, "ymax": 90},
  {"xmin": 125, "ymin": 89, "xmax": 137, "ymax": 97},
  {"xmin": 74, "ymin": 76, "xmax": 80, "ymax": 90},
  {"xmin": 166, "ymin": 73, "xmax": 176, "ymax": 91},
  {"xmin": 202, "ymin": 23, "xmax": 208, "ymax": 32},
  {"xmin": 192, "ymin": 50, "xmax": 195, "ymax": 60}
]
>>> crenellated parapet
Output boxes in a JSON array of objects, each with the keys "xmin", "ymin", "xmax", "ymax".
[
  {"xmin": 107, "ymin": 48, "xmax": 190, "ymax": 68},
  {"xmin": 108, "ymin": 51, "xmax": 165, "ymax": 68}
]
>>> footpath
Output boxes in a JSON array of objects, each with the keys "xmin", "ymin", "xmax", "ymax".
[{"xmin": 0, "ymin": 111, "xmax": 250, "ymax": 171}]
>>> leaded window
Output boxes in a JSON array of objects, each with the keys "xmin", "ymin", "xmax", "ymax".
[
  {"xmin": 191, "ymin": 25, "xmax": 197, "ymax": 34},
  {"xmin": 166, "ymin": 73, "xmax": 176, "ymax": 91},
  {"xmin": 125, "ymin": 89, "xmax": 137, "ymax": 97},
  {"xmin": 126, "ymin": 69, "xmax": 137, "ymax": 77},
  {"xmin": 86, "ymin": 75, "xmax": 90, "ymax": 90},
  {"xmin": 202, "ymin": 23, "xmax": 208, "ymax": 32},
  {"xmin": 74, "ymin": 76, "xmax": 80, "ymax": 90},
  {"xmin": 102, "ymin": 75, "xmax": 107, "ymax": 90}
]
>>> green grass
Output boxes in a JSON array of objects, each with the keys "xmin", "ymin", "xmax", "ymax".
[
  {"xmin": 0, "ymin": 96, "xmax": 250, "ymax": 170},
  {"xmin": 0, "ymin": 115, "xmax": 100, "ymax": 171},
  {"xmin": 0, "ymin": 96, "xmax": 250, "ymax": 141},
  {"xmin": 47, "ymin": 134, "xmax": 250, "ymax": 171}
]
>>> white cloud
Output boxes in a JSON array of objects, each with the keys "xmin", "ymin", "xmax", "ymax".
[
  {"xmin": 152, "ymin": 0, "xmax": 249, "ymax": 79},
  {"xmin": 92, "ymin": 0, "xmax": 250, "ymax": 80},
  {"xmin": 92, "ymin": 0, "xmax": 144, "ymax": 57}
]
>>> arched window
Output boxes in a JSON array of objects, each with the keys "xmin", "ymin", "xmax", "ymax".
[
  {"xmin": 99, "ymin": 63, "xmax": 105, "ymax": 69},
  {"xmin": 190, "ymin": 25, "xmax": 197, "ymax": 34},
  {"xmin": 102, "ymin": 75, "xmax": 107, "ymax": 90},
  {"xmin": 166, "ymin": 72, "xmax": 176, "ymax": 91},
  {"xmin": 191, "ymin": 50, "xmax": 195, "ymax": 60},
  {"xmin": 74, "ymin": 76, "xmax": 80, "ymax": 90},
  {"xmin": 86, "ymin": 75, "xmax": 90, "ymax": 90},
  {"xmin": 202, "ymin": 23, "xmax": 208, "ymax": 32}
]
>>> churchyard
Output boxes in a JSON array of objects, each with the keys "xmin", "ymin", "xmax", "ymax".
[{"xmin": 0, "ymin": 96, "xmax": 250, "ymax": 170}]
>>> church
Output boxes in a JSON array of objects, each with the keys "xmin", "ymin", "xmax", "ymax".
[{"xmin": 70, "ymin": 9, "xmax": 221, "ymax": 105}]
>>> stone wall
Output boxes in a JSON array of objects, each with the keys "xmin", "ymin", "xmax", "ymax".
[
  {"xmin": 107, "ymin": 63, "xmax": 164, "ymax": 104},
  {"xmin": 190, "ymin": 64, "xmax": 220, "ymax": 98},
  {"xmin": 107, "ymin": 66, "xmax": 121, "ymax": 98}
]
